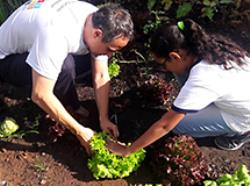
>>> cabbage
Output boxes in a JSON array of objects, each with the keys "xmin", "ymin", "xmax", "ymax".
[{"xmin": 0, "ymin": 117, "xmax": 19, "ymax": 137}]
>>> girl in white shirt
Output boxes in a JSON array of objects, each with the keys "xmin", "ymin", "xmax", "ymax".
[{"xmin": 108, "ymin": 19, "xmax": 250, "ymax": 155}]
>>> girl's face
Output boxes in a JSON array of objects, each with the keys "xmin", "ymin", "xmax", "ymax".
[{"xmin": 153, "ymin": 53, "xmax": 188, "ymax": 75}]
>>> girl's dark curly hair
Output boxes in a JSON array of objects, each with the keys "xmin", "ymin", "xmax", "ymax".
[{"xmin": 150, "ymin": 19, "xmax": 249, "ymax": 69}]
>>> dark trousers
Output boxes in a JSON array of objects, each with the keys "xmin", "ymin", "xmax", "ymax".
[{"xmin": 0, "ymin": 53, "xmax": 92, "ymax": 109}]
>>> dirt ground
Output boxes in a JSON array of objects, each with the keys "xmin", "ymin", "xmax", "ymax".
[
  {"xmin": 0, "ymin": 91, "xmax": 164, "ymax": 186},
  {"xmin": 1, "ymin": 5, "xmax": 250, "ymax": 186},
  {"xmin": 0, "ymin": 84, "xmax": 250, "ymax": 186}
]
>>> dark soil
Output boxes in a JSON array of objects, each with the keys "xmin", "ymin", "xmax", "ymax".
[
  {"xmin": 0, "ymin": 86, "xmax": 163, "ymax": 186},
  {"xmin": 1, "ymin": 73, "xmax": 250, "ymax": 186},
  {"xmin": 1, "ymin": 4, "xmax": 250, "ymax": 186}
]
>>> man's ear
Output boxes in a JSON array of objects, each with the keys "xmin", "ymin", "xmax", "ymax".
[
  {"xmin": 169, "ymin": 52, "xmax": 182, "ymax": 62},
  {"xmin": 93, "ymin": 28, "xmax": 103, "ymax": 39}
]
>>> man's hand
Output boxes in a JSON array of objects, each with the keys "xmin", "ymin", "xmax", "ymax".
[
  {"xmin": 31, "ymin": 70, "xmax": 96, "ymax": 155},
  {"xmin": 75, "ymin": 126, "xmax": 95, "ymax": 155},
  {"xmin": 100, "ymin": 120, "xmax": 119, "ymax": 139},
  {"xmin": 106, "ymin": 139, "xmax": 131, "ymax": 157}
]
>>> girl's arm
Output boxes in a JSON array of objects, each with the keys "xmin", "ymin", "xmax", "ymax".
[{"xmin": 107, "ymin": 109, "xmax": 185, "ymax": 156}]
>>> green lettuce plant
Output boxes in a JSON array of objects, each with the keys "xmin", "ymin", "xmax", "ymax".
[
  {"xmin": 87, "ymin": 132, "xmax": 146, "ymax": 179},
  {"xmin": 0, "ymin": 116, "xmax": 40, "ymax": 138},
  {"xmin": 204, "ymin": 164, "xmax": 250, "ymax": 186},
  {"xmin": 0, "ymin": 117, "xmax": 19, "ymax": 137},
  {"xmin": 108, "ymin": 57, "xmax": 120, "ymax": 79}
]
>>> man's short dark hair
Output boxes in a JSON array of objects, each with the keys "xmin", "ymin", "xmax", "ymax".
[{"xmin": 92, "ymin": 3, "xmax": 134, "ymax": 43}]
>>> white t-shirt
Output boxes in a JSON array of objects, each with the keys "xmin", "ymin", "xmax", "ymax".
[
  {"xmin": 0, "ymin": 0, "xmax": 107, "ymax": 80},
  {"xmin": 173, "ymin": 58, "xmax": 250, "ymax": 133}
]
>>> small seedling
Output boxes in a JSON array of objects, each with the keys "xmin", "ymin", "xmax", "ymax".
[
  {"xmin": 12, "ymin": 115, "xmax": 40, "ymax": 138},
  {"xmin": 32, "ymin": 158, "xmax": 47, "ymax": 172}
]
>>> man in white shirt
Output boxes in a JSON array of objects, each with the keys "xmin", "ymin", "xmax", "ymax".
[{"xmin": 0, "ymin": 0, "xmax": 134, "ymax": 153}]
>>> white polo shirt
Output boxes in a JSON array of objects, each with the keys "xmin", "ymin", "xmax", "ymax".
[
  {"xmin": 172, "ymin": 58, "xmax": 250, "ymax": 133},
  {"xmin": 0, "ymin": 0, "xmax": 107, "ymax": 80}
]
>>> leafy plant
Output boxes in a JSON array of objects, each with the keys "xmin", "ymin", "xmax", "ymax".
[
  {"xmin": 143, "ymin": 11, "xmax": 162, "ymax": 35},
  {"xmin": 161, "ymin": 0, "xmax": 174, "ymax": 11},
  {"xmin": 147, "ymin": 0, "xmax": 158, "ymax": 11},
  {"xmin": 48, "ymin": 122, "xmax": 66, "ymax": 141},
  {"xmin": 146, "ymin": 0, "xmax": 238, "ymax": 21},
  {"xmin": 108, "ymin": 57, "xmax": 121, "ymax": 79},
  {"xmin": 201, "ymin": 0, "xmax": 234, "ymax": 20},
  {"xmin": 12, "ymin": 116, "xmax": 40, "ymax": 138},
  {"xmin": 151, "ymin": 135, "xmax": 208, "ymax": 186},
  {"xmin": 176, "ymin": 2, "xmax": 193, "ymax": 18},
  {"xmin": 0, "ymin": 0, "xmax": 25, "ymax": 24},
  {"xmin": 87, "ymin": 132, "xmax": 146, "ymax": 179},
  {"xmin": 203, "ymin": 164, "xmax": 250, "ymax": 186},
  {"xmin": 0, "ymin": 116, "xmax": 40, "ymax": 139},
  {"xmin": 32, "ymin": 158, "xmax": 47, "ymax": 172},
  {"xmin": 0, "ymin": 117, "xmax": 19, "ymax": 137},
  {"xmin": 136, "ymin": 75, "xmax": 178, "ymax": 110},
  {"xmin": 0, "ymin": 2, "xmax": 9, "ymax": 24},
  {"xmin": 147, "ymin": 0, "xmax": 173, "ymax": 11}
]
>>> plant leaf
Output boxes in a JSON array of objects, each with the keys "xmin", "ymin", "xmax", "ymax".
[{"xmin": 176, "ymin": 3, "xmax": 192, "ymax": 18}]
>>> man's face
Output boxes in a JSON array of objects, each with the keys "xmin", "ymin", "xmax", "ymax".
[{"xmin": 89, "ymin": 35, "xmax": 129, "ymax": 57}]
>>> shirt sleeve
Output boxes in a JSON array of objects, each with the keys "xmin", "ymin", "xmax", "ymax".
[
  {"xmin": 172, "ymin": 64, "xmax": 222, "ymax": 113},
  {"xmin": 92, "ymin": 54, "xmax": 109, "ymax": 63},
  {"xmin": 26, "ymin": 27, "xmax": 68, "ymax": 80}
]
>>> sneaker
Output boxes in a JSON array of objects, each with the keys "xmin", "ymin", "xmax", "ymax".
[{"xmin": 214, "ymin": 132, "xmax": 250, "ymax": 151}]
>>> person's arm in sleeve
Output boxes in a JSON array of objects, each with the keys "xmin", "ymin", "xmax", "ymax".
[
  {"xmin": 91, "ymin": 55, "xmax": 119, "ymax": 138},
  {"xmin": 107, "ymin": 64, "xmax": 222, "ymax": 156},
  {"xmin": 27, "ymin": 28, "xmax": 95, "ymax": 154}
]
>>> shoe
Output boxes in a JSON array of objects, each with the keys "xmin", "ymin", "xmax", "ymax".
[{"xmin": 214, "ymin": 132, "xmax": 250, "ymax": 151}]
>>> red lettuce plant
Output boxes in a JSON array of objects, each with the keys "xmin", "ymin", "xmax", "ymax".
[
  {"xmin": 151, "ymin": 135, "xmax": 208, "ymax": 186},
  {"xmin": 136, "ymin": 75, "xmax": 178, "ymax": 110},
  {"xmin": 48, "ymin": 122, "xmax": 66, "ymax": 140}
]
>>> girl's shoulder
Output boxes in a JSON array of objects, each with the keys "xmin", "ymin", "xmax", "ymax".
[
  {"xmin": 190, "ymin": 60, "xmax": 221, "ymax": 75},
  {"xmin": 188, "ymin": 59, "xmax": 232, "ymax": 84}
]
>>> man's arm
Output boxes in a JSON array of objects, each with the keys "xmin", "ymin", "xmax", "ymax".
[
  {"xmin": 31, "ymin": 70, "xmax": 94, "ymax": 152},
  {"xmin": 91, "ymin": 57, "xmax": 119, "ymax": 138}
]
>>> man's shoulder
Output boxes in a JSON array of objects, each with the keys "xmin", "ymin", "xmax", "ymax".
[{"xmin": 74, "ymin": 1, "xmax": 98, "ymax": 10}]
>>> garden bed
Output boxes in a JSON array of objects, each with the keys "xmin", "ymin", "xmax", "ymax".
[
  {"xmin": 1, "ymin": 76, "xmax": 250, "ymax": 186},
  {"xmin": 1, "ymin": 2, "xmax": 250, "ymax": 185}
]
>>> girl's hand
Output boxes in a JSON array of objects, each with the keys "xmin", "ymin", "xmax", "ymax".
[{"xmin": 106, "ymin": 139, "xmax": 131, "ymax": 157}]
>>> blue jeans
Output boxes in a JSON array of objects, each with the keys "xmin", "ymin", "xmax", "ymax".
[
  {"xmin": 172, "ymin": 103, "xmax": 237, "ymax": 137},
  {"xmin": 172, "ymin": 73, "xmax": 237, "ymax": 137}
]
